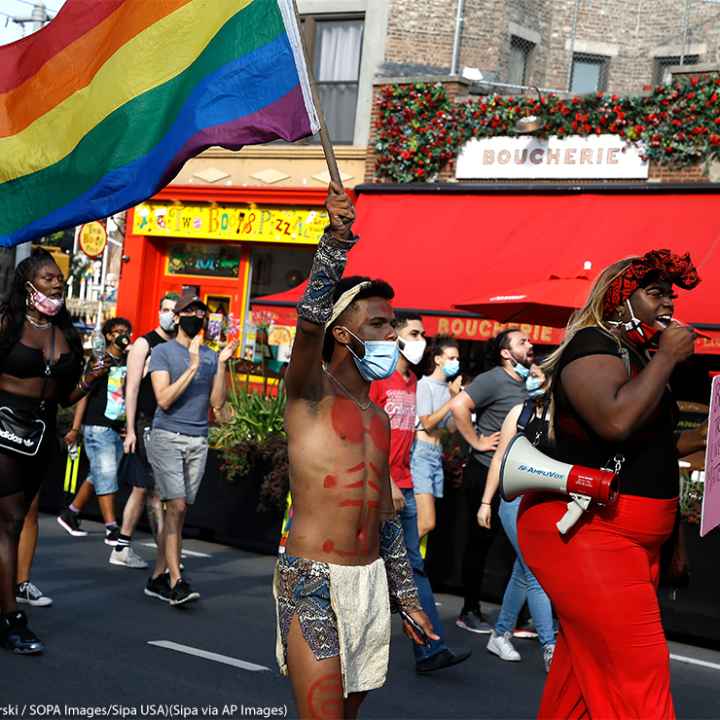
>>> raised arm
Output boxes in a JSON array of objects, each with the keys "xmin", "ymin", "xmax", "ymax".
[
  {"xmin": 210, "ymin": 342, "xmax": 237, "ymax": 412},
  {"xmin": 152, "ymin": 336, "xmax": 201, "ymax": 411},
  {"xmin": 123, "ymin": 337, "xmax": 150, "ymax": 453},
  {"xmin": 285, "ymin": 184, "xmax": 356, "ymax": 401},
  {"xmin": 561, "ymin": 323, "xmax": 694, "ymax": 442}
]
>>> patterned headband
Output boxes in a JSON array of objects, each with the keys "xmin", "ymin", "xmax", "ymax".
[
  {"xmin": 325, "ymin": 281, "xmax": 372, "ymax": 329},
  {"xmin": 603, "ymin": 249, "xmax": 700, "ymax": 316}
]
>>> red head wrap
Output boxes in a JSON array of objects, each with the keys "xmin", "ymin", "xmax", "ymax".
[{"xmin": 603, "ymin": 249, "xmax": 700, "ymax": 317}]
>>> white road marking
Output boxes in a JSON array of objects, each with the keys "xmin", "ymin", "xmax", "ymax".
[
  {"xmin": 670, "ymin": 653, "xmax": 720, "ymax": 671},
  {"xmin": 141, "ymin": 542, "xmax": 211, "ymax": 558},
  {"xmin": 148, "ymin": 641, "xmax": 270, "ymax": 672}
]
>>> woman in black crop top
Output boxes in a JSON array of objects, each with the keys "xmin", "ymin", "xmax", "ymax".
[
  {"xmin": 0, "ymin": 249, "xmax": 105, "ymax": 655},
  {"xmin": 516, "ymin": 250, "xmax": 707, "ymax": 720}
]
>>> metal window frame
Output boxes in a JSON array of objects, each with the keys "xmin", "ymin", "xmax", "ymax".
[
  {"xmin": 653, "ymin": 54, "xmax": 700, "ymax": 85},
  {"xmin": 569, "ymin": 53, "xmax": 610, "ymax": 94},
  {"xmin": 300, "ymin": 12, "xmax": 365, "ymax": 145},
  {"xmin": 509, "ymin": 35, "xmax": 533, "ymax": 87}
]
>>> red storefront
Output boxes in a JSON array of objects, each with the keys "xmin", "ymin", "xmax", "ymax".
[
  {"xmin": 116, "ymin": 185, "xmax": 333, "ymax": 344},
  {"xmin": 252, "ymin": 184, "xmax": 720, "ymax": 360}
]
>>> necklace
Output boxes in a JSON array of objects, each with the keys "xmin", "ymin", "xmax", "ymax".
[
  {"xmin": 323, "ymin": 365, "xmax": 371, "ymax": 410},
  {"xmin": 25, "ymin": 314, "xmax": 51, "ymax": 329}
]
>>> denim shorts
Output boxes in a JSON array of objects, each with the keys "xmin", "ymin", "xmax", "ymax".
[
  {"xmin": 147, "ymin": 428, "xmax": 208, "ymax": 504},
  {"xmin": 83, "ymin": 425, "xmax": 123, "ymax": 496},
  {"xmin": 410, "ymin": 439, "xmax": 445, "ymax": 498}
]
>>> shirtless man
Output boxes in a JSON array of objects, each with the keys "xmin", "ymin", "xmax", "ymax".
[{"xmin": 275, "ymin": 185, "xmax": 437, "ymax": 719}]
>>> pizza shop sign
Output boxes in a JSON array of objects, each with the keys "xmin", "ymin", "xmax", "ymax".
[{"xmin": 456, "ymin": 134, "xmax": 648, "ymax": 180}]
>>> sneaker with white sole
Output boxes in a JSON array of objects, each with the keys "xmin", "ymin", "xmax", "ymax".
[
  {"xmin": 109, "ymin": 546, "xmax": 148, "ymax": 569},
  {"xmin": 487, "ymin": 631, "xmax": 521, "ymax": 662},
  {"xmin": 456, "ymin": 610, "xmax": 493, "ymax": 634},
  {"xmin": 57, "ymin": 509, "xmax": 87, "ymax": 537},
  {"xmin": 543, "ymin": 643, "xmax": 556, "ymax": 673},
  {"xmin": 104, "ymin": 526, "xmax": 121, "ymax": 547},
  {"xmin": 169, "ymin": 578, "xmax": 200, "ymax": 607},
  {"xmin": 16, "ymin": 581, "xmax": 53, "ymax": 607},
  {"xmin": 144, "ymin": 574, "xmax": 172, "ymax": 602}
]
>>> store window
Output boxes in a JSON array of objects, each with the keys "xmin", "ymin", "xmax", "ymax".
[
  {"xmin": 653, "ymin": 55, "xmax": 699, "ymax": 86},
  {"xmin": 166, "ymin": 243, "xmax": 242, "ymax": 278},
  {"xmin": 250, "ymin": 245, "xmax": 316, "ymax": 299},
  {"xmin": 508, "ymin": 36, "xmax": 532, "ymax": 87},
  {"xmin": 570, "ymin": 54, "xmax": 609, "ymax": 94},
  {"xmin": 302, "ymin": 15, "xmax": 364, "ymax": 144}
]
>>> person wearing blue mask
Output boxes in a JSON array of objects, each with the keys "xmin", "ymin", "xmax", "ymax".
[
  {"xmin": 411, "ymin": 335, "xmax": 463, "ymax": 540},
  {"xmin": 276, "ymin": 184, "xmax": 436, "ymax": 720},
  {"xmin": 449, "ymin": 328, "xmax": 533, "ymax": 635}
]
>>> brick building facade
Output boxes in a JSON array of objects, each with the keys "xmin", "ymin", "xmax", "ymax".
[{"xmin": 382, "ymin": 0, "xmax": 720, "ymax": 96}]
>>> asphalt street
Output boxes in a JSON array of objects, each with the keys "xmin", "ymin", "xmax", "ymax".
[{"xmin": 1, "ymin": 516, "xmax": 719, "ymax": 720}]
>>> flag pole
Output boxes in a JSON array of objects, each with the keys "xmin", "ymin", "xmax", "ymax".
[{"xmin": 291, "ymin": 1, "xmax": 343, "ymax": 188}]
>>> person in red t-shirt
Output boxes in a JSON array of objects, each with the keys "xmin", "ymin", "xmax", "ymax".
[{"xmin": 370, "ymin": 312, "xmax": 470, "ymax": 673}]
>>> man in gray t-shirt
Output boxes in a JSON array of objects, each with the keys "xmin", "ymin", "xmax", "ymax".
[
  {"xmin": 449, "ymin": 329, "xmax": 534, "ymax": 634},
  {"xmin": 145, "ymin": 291, "xmax": 236, "ymax": 607}
]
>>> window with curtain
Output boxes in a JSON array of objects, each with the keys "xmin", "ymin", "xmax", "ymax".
[
  {"xmin": 570, "ymin": 54, "xmax": 609, "ymax": 94},
  {"xmin": 508, "ymin": 36, "xmax": 532, "ymax": 87},
  {"xmin": 303, "ymin": 16, "xmax": 364, "ymax": 145}
]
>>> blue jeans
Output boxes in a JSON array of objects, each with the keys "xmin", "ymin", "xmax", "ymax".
[
  {"xmin": 495, "ymin": 497, "xmax": 555, "ymax": 648},
  {"xmin": 83, "ymin": 425, "xmax": 123, "ymax": 496},
  {"xmin": 399, "ymin": 488, "xmax": 447, "ymax": 661}
]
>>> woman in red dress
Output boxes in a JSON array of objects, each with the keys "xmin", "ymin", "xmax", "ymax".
[{"xmin": 518, "ymin": 250, "xmax": 708, "ymax": 719}]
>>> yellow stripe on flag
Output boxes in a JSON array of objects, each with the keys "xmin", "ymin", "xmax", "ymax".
[{"xmin": 0, "ymin": 0, "xmax": 250, "ymax": 183}]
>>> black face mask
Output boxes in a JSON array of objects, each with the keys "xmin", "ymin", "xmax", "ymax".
[
  {"xmin": 113, "ymin": 334, "xmax": 131, "ymax": 352},
  {"xmin": 179, "ymin": 315, "xmax": 204, "ymax": 338}
]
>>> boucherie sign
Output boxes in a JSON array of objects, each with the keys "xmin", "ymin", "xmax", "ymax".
[{"xmin": 455, "ymin": 134, "xmax": 648, "ymax": 180}]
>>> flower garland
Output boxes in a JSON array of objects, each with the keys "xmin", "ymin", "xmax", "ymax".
[{"xmin": 374, "ymin": 75, "xmax": 720, "ymax": 182}]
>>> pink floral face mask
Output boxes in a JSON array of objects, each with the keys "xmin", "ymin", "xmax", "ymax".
[{"xmin": 27, "ymin": 282, "xmax": 64, "ymax": 316}]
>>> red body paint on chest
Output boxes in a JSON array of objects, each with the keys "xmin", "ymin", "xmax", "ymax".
[
  {"xmin": 331, "ymin": 397, "xmax": 365, "ymax": 443},
  {"xmin": 369, "ymin": 413, "xmax": 389, "ymax": 453}
]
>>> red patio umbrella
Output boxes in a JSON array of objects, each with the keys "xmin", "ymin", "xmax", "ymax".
[{"xmin": 454, "ymin": 274, "xmax": 594, "ymax": 328}]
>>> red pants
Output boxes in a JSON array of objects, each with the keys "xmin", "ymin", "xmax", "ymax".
[{"xmin": 518, "ymin": 493, "xmax": 677, "ymax": 720}]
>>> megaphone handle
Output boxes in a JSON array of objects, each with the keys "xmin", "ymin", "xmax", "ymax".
[{"xmin": 556, "ymin": 494, "xmax": 592, "ymax": 535}]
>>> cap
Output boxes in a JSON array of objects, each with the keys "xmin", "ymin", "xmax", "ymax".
[{"xmin": 174, "ymin": 291, "xmax": 209, "ymax": 314}]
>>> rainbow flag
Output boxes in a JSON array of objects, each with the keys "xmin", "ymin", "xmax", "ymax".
[{"xmin": 0, "ymin": 0, "xmax": 319, "ymax": 248}]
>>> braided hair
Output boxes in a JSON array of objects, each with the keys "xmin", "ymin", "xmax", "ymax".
[{"xmin": 0, "ymin": 248, "xmax": 83, "ymax": 373}]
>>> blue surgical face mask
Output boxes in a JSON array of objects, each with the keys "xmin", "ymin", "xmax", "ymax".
[
  {"xmin": 342, "ymin": 328, "xmax": 399, "ymax": 381},
  {"xmin": 442, "ymin": 359, "xmax": 460, "ymax": 378},
  {"xmin": 526, "ymin": 375, "xmax": 545, "ymax": 397},
  {"xmin": 513, "ymin": 361, "xmax": 531, "ymax": 379}
]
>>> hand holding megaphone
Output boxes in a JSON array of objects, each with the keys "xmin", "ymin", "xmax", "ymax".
[{"xmin": 500, "ymin": 435, "xmax": 619, "ymax": 534}]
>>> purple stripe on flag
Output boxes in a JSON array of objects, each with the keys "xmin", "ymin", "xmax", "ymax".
[{"xmin": 161, "ymin": 84, "xmax": 314, "ymax": 186}]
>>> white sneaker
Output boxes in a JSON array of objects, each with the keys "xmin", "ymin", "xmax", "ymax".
[
  {"xmin": 543, "ymin": 643, "xmax": 556, "ymax": 673},
  {"xmin": 487, "ymin": 631, "xmax": 521, "ymax": 662},
  {"xmin": 16, "ymin": 581, "xmax": 53, "ymax": 607},
  {"xmin": 109, "ymin": 546, "xmax": 149, "ymax": 569}
]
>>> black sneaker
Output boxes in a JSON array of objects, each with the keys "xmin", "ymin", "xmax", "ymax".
[
  {"xmin": 144, "ymin": 574, "xmax": 172, "ymax": 603},
  {"xmin": 57, "ymin": 509, "xmax": 87, "ymax": 537},
  {"xmin": 169, "ymin": 578, "xmax": 200, "ymax": 607},
  {"xmin": 416, "ymin": 648, "xmax": 472, "ymax": 674},
  {"xmin": 104, "ymin": 526, "xmax": 121, "ymax": 547},
  {"xmin": 456, "ymin": 610, "xmax": 493, "ymax": 634},
  {"xmin": 16, "ymin": 581, "xmax": 53, "ymax": 607},
  {"xmin": 0, "ymin": 611, "xmax": 44, "ymax": 655}
]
